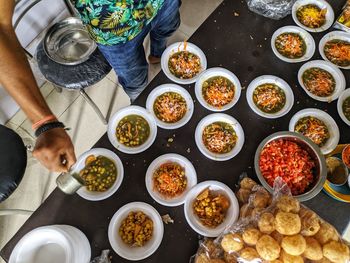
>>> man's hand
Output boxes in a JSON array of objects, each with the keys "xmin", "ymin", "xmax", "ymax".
[{"xmin": 33, "ymin": 128, "xmax": 76, "ymax": 172}]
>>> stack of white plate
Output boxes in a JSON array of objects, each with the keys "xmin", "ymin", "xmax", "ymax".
[{"xmin": 9, "ymin": 225, "xmax": 91, "ymax": 263}]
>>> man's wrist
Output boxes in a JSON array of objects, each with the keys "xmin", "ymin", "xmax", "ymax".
[
  {"xmin": 32, "ymin": 114, "xmax": 57, "ymax": 130},
  {"xmin": 34, "ymin": 121, "xmax": 65, "ymax": 137}
]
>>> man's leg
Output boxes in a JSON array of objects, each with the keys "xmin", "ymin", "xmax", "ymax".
[
  {"xmin": 149, "ymin": 0, "xmax": 181, "ymax": 60},
  {"xmin": 97, "ymin": 32, "xmax": 149, "ymax": 101}
]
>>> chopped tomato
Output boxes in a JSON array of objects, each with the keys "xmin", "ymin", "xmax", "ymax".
[{"xmin": 259, "ymin": 139, "xmax": 316, "ymax": 195}]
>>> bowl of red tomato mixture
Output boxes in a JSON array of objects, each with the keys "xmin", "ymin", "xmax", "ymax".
[{"xmin": 254, "ymin": 131, "xmax": 326, "ymax": 201}]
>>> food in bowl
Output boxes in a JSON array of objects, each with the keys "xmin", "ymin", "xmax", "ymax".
[
  {"xmin": 168, "ymin": 50, "xmax": 201, "ymax": 79},
  {"xmin": 342, "ymin": 96, "xmax": 350, "ymax": 121},
  {"xmin": 342, "ymin": 145, "xmax": 350, "ymax": 168},
  {"xmin": 324, "ymin": 39, "xmax": 350, "ymax": 67},
  {"xmin": 202, "ymin": 122, "xmax": 237, "ymax": 154},
  {"xmin": 153, "ymin": 162, "xmax": 187, "ymax": 198},
  {"xmin": 119, "ymin": 211, "xmax": 153, "ymax": 247},
  {"xmin": 79, "ymin": 155, "xmax": 117, "ymax": 192},
  {"xmin": 202, "ymin": 76, "xmax": 235, "ymax": 108},
  {"xmin": 193, "ymin": 188, "xmax": 230, "ymax": 228},
  {"xmin": 275, "ymin": 32, "xmax": 307, "ymax": 59},
  {"xmin": 294, "ymin": 116, "xmax": 330, "ymax": 147},
  {"xmin": 326, "ymin": 157, "xmax": 349, "ymax": 185},
  {"xmin": 302, "ymin": 67, "xmax": 335, "ymax": 97},
  {"xmin": 296, "ymin": 4, "xmax": 327, "ymax": 29},
  {"xmin": 116, "ymin": 114, "xmax": 150, "ymax": 147},
  {"xmin": 259, "ymin": 139, "xmax": 316, "ymax": 195},
  {"xmin": 153, "ymin": 92, "xmax": 187, "ymax": 123},
  {"xmin": 252, "ymin": 83, "xmax": 286, "ymax": 114}
]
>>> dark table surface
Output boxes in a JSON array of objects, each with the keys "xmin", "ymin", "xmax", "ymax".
[{"xmin": 2, "ymin": 0, "xmax": 350, "ymax": 262}]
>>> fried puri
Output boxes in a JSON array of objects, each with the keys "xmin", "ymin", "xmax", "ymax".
[
  {"xmin": 242, "ymin": 228, "xmax": 261, "ymax": 246},
  {"xmin": 240, "ymin": 204, "xmax": 253, "ymax": 218},
  {"xmin": 302, "ymin": 237, "xmax": 323, "ymax": 261},
  {"xmin": 281, "ymin": 234, "xmax": 306, "ymax": 256},
  {"xmin": 239, "ymin": 247, "xmax": 260, "ymax": 261},
  {"xmin": 275, "ymin": 212, "xmax": 301, "ymax": 235},
  {"xmin": 314, "ymin": 222, "xmax": 339, "ymax": 245},
  {"xmin": 322, "ymin": 241, "xmax": 350, "ymax": 263},
  {"xmin": 280, "ymin": 250, "xmax": 304, "ymax": 263},
  {"xmin": 221, "ymin": 233, "xmax": 244, "ymax": 253},
  {"xmin": 252, "ymin": 189, "xmax": 271, "ymax": 208},
  {"xmin": 299, "ymin": 207, "xmax": 320, "ymax": 236},
  {"xmin": 276, "ymin": 195, "xmax": 300, "ymax": 213},
  {"xmin": 256, "ymin": 235, "xmax": 281, "ymax": 261},
  {"xmin": 258, "ymin": 212, "xmax": 275, "ymax": 234},
  {"xmin": 240, "ymin": 177, "xmax": 257, "ymax": 191},
  {"xmin": 236, "ymin": 188, "xmax": 251, "ymax": 204}
]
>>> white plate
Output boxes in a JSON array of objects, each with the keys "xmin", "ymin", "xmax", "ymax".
[
  {"xmin": 195, "ymin": 114, "xmax": 245, "ymax": 161},
  {"xmin": 319, "ymin": 31, "xmax": 350, "ymax": 69},
  {"xmin": 108, "ymin": 202, "xmax": 164, "ymax": 261},
  {"xmin": 145, "ymin": 84, "xmax": 194, "ymax": 129},
  {"xmin": 298, "ymin": 60, "xmax": 346, "ymax": 102},
  {"xmin": 292, "ymin": 0, "xmax": 334, "ymax": 32},
  {"xmin": 9, "ymin": 227, "xmax": 74, "ymax": 263},
  {"xmin": 108, "ymin": 106, "xmax": 157, "ymax": 154},
  {"xmin": 337, "ymin": 88, "xmax": 350, "ymax": 126},
  {"xmin": 161, "ymin": 41, "xmax": 207, "ymax": 84},
  {"xmin": 194, "ymin": 67, "xmax": 242, "ymax": 112},
  {"xmin": 246, "ymin": 75, "xmax": 294, "ymax": 118},
  {"xmin": 271, "ymin": 25, "xmax": 315, "ymax": 63},
  {"xmin": 184, "ymin": 180, "xmax": 239, "ymax": 237},
  {"xmin": 50, "ymin": 225, "xmax": 91, "ymax": 263},
  {"xmin": 145, "ymin": 153, "xmax": 197, "ymax": 206},
  {"xmin": 289, "ymin": 108, "xmax": 340, "ymax": 154},
  {"xmin": 72, "ymin": 148, "xmax": 124, "ymax": 201}
]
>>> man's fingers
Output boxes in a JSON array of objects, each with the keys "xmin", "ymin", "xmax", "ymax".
[{"xmin": 65, "ymin": 148, "xmax": 77, "ymax": 170}]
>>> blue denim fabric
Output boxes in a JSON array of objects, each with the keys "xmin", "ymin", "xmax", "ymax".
[{"xmin": 97, "ymin": 0, "xmax": 181, "ymax": 101}]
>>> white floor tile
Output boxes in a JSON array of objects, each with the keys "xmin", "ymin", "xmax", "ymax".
[{"xmin": 179, "ymin": 0, "xmax": 223, "ymax": 37}]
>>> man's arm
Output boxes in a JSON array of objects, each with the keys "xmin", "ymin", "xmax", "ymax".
[{"xmin": 0, "ymin": 0, "xmax": 76, "ymax": 172}]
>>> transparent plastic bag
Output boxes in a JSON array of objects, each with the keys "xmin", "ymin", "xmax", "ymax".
[
  {"xmin": 193, "ymin": 177, "xmax": 350, "ymax": 263},
  {"xmin": 245, "ymin": 0, "xmax": 297, "ymax": 20},
  {"xmin": 90, "ymin": 250, "xmax": 111, "ymax": 263}
]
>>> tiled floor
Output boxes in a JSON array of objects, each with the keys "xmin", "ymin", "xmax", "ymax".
[{"xmin": 0, "ymin": 0, "xmax": 223, "ymax": 261}]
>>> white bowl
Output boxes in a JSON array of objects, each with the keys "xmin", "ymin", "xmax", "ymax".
[
  {"xmin": 298, "ymin": 60, "xmax": 346, "ymax": 102},
  {"xmin": 337, "ymin": 88, "xmax": 350, "ymax": 126},
  {"xmin": 161, "ymin": 41, "xmax": 207, "ymax": 84},
  {"xmin": 145, "ymin": 84, "xmax": 194, "ymax": 129},
  {"xmin": 50, "ymin": 225, "xmax": 91, "ymax": 263},
  {"xmin": 194, "ymin": 67, "xmax": 242, "ymax": 112},
  {"xmin": 108, "ymin": 106, "xmax": 157, "ymax": 154},
  {"xmin": 246, "ymin": 75, "xmax": 294, "ymax": 118},
  {"xmin": 145, "ymin": 153, "xmax": 197, "ymax": 207},
  {"xmin": 319, "ymin": 31, "xmax": 350, "ymax": 69},
  {"xmin": 184, "ymin": 180, "xmax": 239, "ymax": 237},
  {"xmin": 271, "ymin": 25, "xmax": 315, "ymax": 63},
  {"xmin": 289, "ymin": 108, "xmax": 340, "ymax": 154},
  {"xmin": 195, "ymin": 113, "xmax": 245, "ymax": 161},
  {"xmin": 108, "ymin": 202, "xmax": 164, "ymax": 261},
  {"xmin": 292, "ymin": 0, "xmax": 334, "ymax": 32},
  {"xmin": 9, "ymin": 226, "xmax": 74, "ymax": 263},
  {"xmin": 72, "ymin": 148, "xmax": 124, "ymax": 201}
]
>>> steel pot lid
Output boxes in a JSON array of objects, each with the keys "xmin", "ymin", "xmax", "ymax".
[{"xmin": 43, "ymin": 17, "xmax": 96, "ymax": 66}]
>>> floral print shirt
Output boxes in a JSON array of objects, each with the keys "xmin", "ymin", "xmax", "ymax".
[{"xmin": 71, "ymin": 0, "xmax": 164, "ymax": 45}]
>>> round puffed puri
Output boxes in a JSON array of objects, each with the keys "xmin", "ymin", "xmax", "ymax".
[
  {"xmin": 314, "ymin": 222, "xmax": 339, "ymax": 245},
  {"xmin": 224, "ymin": 252, "xmax": 238, "ymax": 263},
  {"xmin": 252, "ymin": 190, "xmax": 270, "ymax": 208},
  {"xmin": 323, "ymin": 241, "xmax": 350, "ymax": 263},
  {"xmin": 275, "ymin": 212, "xmax": 301, "ymax": 235},
  {"xmin": 221, "ymin": 233, "xmax": 244, "ymax": 253},
  {"xmin": 281, "ymin": 234, "xmax": 306, "ymax": 256},
  {"xmin": 276, "ymin": 195, "xmax": 300, "ymax": 213},
  {"xmin": 258, "ymin": 212, "xmax": 275, "ymax": 234},
  {"xmin": 240, "ymin": 204, "xmax": 253, "ymax": 218},
  {"xmin": 236, "ymin": 188, "xmax": 251, "ymax": 204},
  {"xmin": 242, "ymin": 228, "xmax": 261, "ymax": 246},
  {"xmin": 299, "ymin": 207, "xmax": 320, "ymax": 236},
  {"xmin": 303, "ymin": 237, "xmax": 323, "ymax": 261},
  {"xmin": 195, "ymin": 253, "xmax": 210, "ymax": 263},
  {"xmin": 240, "ymin": 177, "xmax": 257, "ymax": 190},
  {"xmin": 280, "ymin": 250, "xmax": 304, "ymax": 263},
  {"xmin": 239, "ymin": 247, "xmax": 260, "ymax": 261},
  {"xmin": 256, "ymin": 235, "xmax": 281, "ymax": 261}
]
